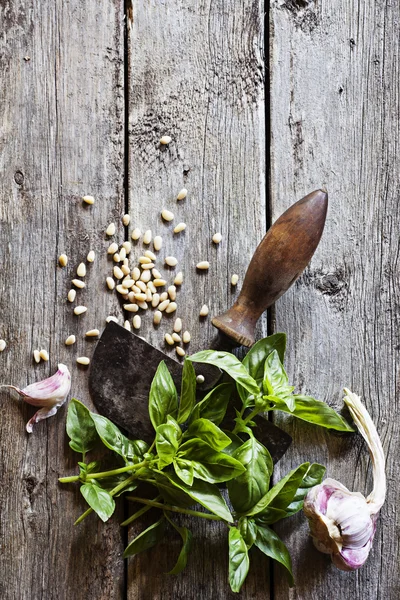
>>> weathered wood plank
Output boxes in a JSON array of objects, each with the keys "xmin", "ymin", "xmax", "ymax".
[
  {"xmin": 127, "ymin": 1, "xmax": 268, "ymax": 597},
  {"xmin": 0, "ymin": 1, "xmax": 125, "ymax": 598},
  {"xmin": 270, "ymin": 1, "xmax": 399, "ymax": 598}
]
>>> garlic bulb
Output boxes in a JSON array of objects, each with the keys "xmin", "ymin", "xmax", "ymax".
[{"xmin": 303, "ymin": 388, "xmax": 386, "ymax": 571}]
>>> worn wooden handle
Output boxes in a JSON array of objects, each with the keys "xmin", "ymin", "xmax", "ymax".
[{"xmin": 212, "ymin": 189, "xmax": 328, "ymax": 347}]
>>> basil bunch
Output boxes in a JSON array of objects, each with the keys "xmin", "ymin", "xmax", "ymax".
[{"xmin": 60, "ymin": 333, "xmax": 354, "ymax": 592}]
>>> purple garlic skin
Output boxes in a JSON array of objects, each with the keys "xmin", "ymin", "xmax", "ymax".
[{"xmin": 303, "ymin": 389, "xmax": 385, "ymax": 571}]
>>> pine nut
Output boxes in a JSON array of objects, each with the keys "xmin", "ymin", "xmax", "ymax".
[
  {"xmin": 159, "ymin": 299, "xmax": 170, "ymax": 311},
  {"xmin": 174, "ymin": 272, "xmax": 183, "ymax": 285},
  {"xmin": 136, "ymin": 281, "xmax": 147, "ymax": 292},
  {"xmin": 59, "ymin": 254, "xmax": 68, "ymax": 267},
  {"xmin": 33, "ymin": 349, "xmax": 41, "ymax": 362},
  {"xmin": 165, "ymin": 302, "xmax": 177, "ymax": 314},
  {"xmin": 143, "ymin": 230, "xmax": 152, "ymax": 244},
  {"xmin": 65, "ymin": 335, "xmax": 76, "ymax": 346},
  {"xmin": 128, "ymin": 291, "xmax": 135, "ymax": 302},
  {"xmin": 200, "ymin": 304, "xmax": 209, "ymax": 317},
  {"xmin": 182, "ymin": 330, "xmax": 191, "ymax": 343},
  {"xmin": 153, "ymin": 310, "xmax": 162, "ymax": 325},
  {"xmin": 140, "ymin": 270, "xmax": 151, "ymax": 283},
  {"xmin": 141, "ymin": 262, "xmax": 154, "ymax": 270},
  {"xmin": 160, "ymin": 136, "xmax": 172, "ymax": 145},
  {"xmin": 119, "ymin": 247, "xmax": 126, "ymax": 261},
  {"xmin": 68, "ymin": 289, "xmax": 77, "ymax": 302},
  {"xmin": 123, "ymin": 258, "xmax": 129, "ymax": 267},
  {"xmin": 122, "ymin": 279, "xmax": 135, "ymax": 289},
  {"xmin": 172, "ymin": 333, "xmax": 181, "ymax": 343},
  {"xmin": 168, "ymin": 285, "xmax": 177, "ymax": 301},
  {"xmin": 132, "ymin": 267, "xmax": 141, "ymax": 280},
  {"xmin": 77, "ymin": 357, "xmax": 90, "ymax": 366},
  {"xmin": 108, "ymin": 242, "xmax": 118, "ymax": 254},
  {"xmin": 231, "ymin": 274, "xmax": 239, "ymax": 286},
  {"xmin": 165, "ymin": 333, "xmax": 174, "ymax": 346},
  {"xmin": 134, "ymin": 292, "xmax": 147, "ymax": 303},
  {"xmin": 86, "ymin": 329, "xmax": 100, "ymax": 337},
  {"xmin": 153, "ymin": 278, "xmax": 167, "ymax": 287},
  {"xmin": 137, "ymin": 301, "xmax": 148, "ymax": 310},
  {"xmin": 173, "ymin": 222, "xmax": 186, "ymax": 233},
  {"xmin": 152, "ymin": 293, "xmax": 160, "ymax": 307},
  {"xmin": 87, "ymin": 251, "xmax": 95, "ymax": 263},
  {"xmin": 174, "ymin": 318, "xmax": 182, "ymax": 333},
  {"xmin": 106, "ymin": 316, "xmax": 118, "ymax": 323},
  {"xmin": 122, "ymin": 214, "xmax": 130, "ymax": 226},
  {"xmin": 177, "ymin": 188, "xmax": 188, "ymax": 200},
  {"xmin": 121, "ymin": 265, "xmax": 130, "ymax": 276},
  {"xmin": 82, "ymin": 195, "xmax": 95, "ymax": 205},
  {"xmin": 196, "ymin": 374, "xmax": 205, "ymax": 384},
  {"xmin": 197, "ymin": 261, "xmax": 209, "ymax": 270},
  {"xmin": 146, "ymin": 288, "xmax": 152, "ymax": 302},
  {"xmin": 153, "ymin": 236, "xmax": 162, "ymax": 251},
  {"xmin": 165, "ymin": 256, "xmax": 178, "ymax": 267},
  {"xmin": 122, "ymin": 241, "xmax": 132, "ymax": 254},
  {"xmin": 160, "ymin": 292, "xmax": 168, "ymax": 302},
  {"xmin": 0, "ymin": 340, "xmax": 6, "ymax": 352},
  {"xmin": 144, "ymin": 250, "xmax": 156, "ymax": 261},
  {"xmin": 39, "ymin": 349, "xmax": 49, "ymax": 361},
  {"xmin": 148, "ymin": 281, "xmax": 157, "ymax": 294},
  {"xmin": 77, "ymin": 263, "xmax": 86, "ymax": 277},
  {"xmin": 116, "ymin": 284, "xmax": 127, "ymax": 295},
  {"xmin": 133, "ymin": 315, "xmax": 141, "ymax": 329},
  {"xmin": 124, "ymin": 320, "xmax": 131, "ymax": 331},
  {"xmin": 212, "ymin": 232, "xmax": 222, "ymax": 244},
  {"xmin": 124, "ymin": 303, "xmax": 139, "ymax": 313},
  {"xmin": 113, "ymin": 253, "xmax": 121, "ymax": 263},
  {"xmin": 132, "ymin": 285, "xmax": 141, "ymax": 294},
  {"xmin": 74, "ymin": 306, "xmax": 87, "ymax": 315},
  {"xmin": 139, "ymin": 256, "xmax": 151, "ymax": 264},
  {"xmin": 131, "ymin": 228, "xmax": 141, "ymax": 240},
  {"xmin": 106, "ymin": 223, "xmax": 116, "ymax": 236},
  {"xmin": 113, "ymin": 266, "xmax": 124, "ymax": 279},
  {"xmin": 161, "ymin": 209, "xmax": 174, "ymax": 222},
  {"xmin": 176, "ymin": 346, "xmax": 185, "ymax": 357},
  {"xmin": 72, "ymin": 279, "xmax": 85, "ymax": 289},
  {"xmin": 152, "ymin": 268, "xmax": 162, "ymax": 279}
]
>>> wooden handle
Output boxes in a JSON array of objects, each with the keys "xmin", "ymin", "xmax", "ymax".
[{"xmin": 212, "ymin": 189, "xmax": 328, "ymax": 347}]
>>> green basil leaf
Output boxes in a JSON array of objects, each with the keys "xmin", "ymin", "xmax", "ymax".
[
  {"xmin": 221, "ymin": 431, "xmax": 246, "ymax": 456},
  {"xmin": 177, "ymin": 438, "xmax": 246, "ymax": 484},
  {"xmin": 164, "ymin": 513, "xmax": 193, "ymax": 575},
  {"xmin": 228, "ymin": 527, "xmax": 250, "ymax": 593},
  {"xmin": 123, "ymin": 517, "xmax": 166, "ymax": 558},
  {"xmin": 156, "ymin": 416, "xmax": 181, "ymax": 469},
  {"xmin": 80, "ymin": 482, "xmax": 115, "ymax": 522},
  {"xmin": 270, "ymin": 395, "xmax": 355, "ymax": 432},
  {"xmin": 185, "ymin": 418, "xmax": 231, "ymax": 451},
  {"xmin": 90, "ymin": 412, "xmax": 148, "ymax": 463},
  {"xmin": 238, "ymin": 516, "xmax": 257, "ymax": 549},
  {"xmin": 149, "ymin": 361, "xmax": 178, "ymax": 430},
  {"xmin": 153, "ymin": 472, "xmax": 195, "ymax": 508},
  {"xmin": 177, "ymin": 359, "xmax": 196, "ymax": 424},
  {"xmin": 227, "ymin": 437, "xmax": 273, "ymax": 514},
  {"xmin": 189, "ymin": 382, "xmax": 233, "ymax": 425},
  {"xmin": 173, "ymin": 458, "xmax": 194, "ymax": 486},
  {"xmin": 66, "ymin": 398, "xmax": 98, "ymax": 455},
  {"xmin": 97, "ymin": 475, "xmax": 138, "ymax": 496},
  {"xmin": 255, "ymin": 525, "xmax": 294, "ymax": 587},
  {"xmin": 189, "ymin": 351, "xmax": 259, "ymax": 397},
  {"xmin": 263, "ymin": 350, "xmax": 295, "ymax": 410},
  {"xmin": 253, "ymin": 507, "xmax": 288, "ymax": 526}
]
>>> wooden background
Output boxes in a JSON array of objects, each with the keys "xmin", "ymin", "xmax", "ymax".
[{"xmin": 0, "ymin": 0, "xmax": 398, "ymax": 598}]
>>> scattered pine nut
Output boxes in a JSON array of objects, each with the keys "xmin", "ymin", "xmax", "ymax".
[
  {"xmin": 172, "ymin": 333, "xmax": 181, "ymax": 343},
  {"xmin": 161, "ymin": 209, "xmax": 174, "ymax": 222},
  {"xmin": 133, "ymin": 315, "xmax": 141, "ymax": 329},
  {"xmin": 182, "ymin": 330, "xmax": 191, "ymax": 343},
  {"xmin": 176, "ymin": 346, "xmax": 185, "ymax": 357},
  {"xmin": 152, "ymin": 268, "xmax": 162, "ymax": 279},
  {"xmin": 74, "ymin": 306, "xmax": 87, "ymax": 315},
  {"xmin": 122, "ymin": 214, "xmax": 130, "ymax": 226},
  {"xmin": 85, "ymin": 329, "xmax": 100, "ymax": 337},
  {"xmin": 39, "ymin": 349, "xmax": 49, "ymax": 361},
  {"xmin": 77, "ymin": 263, "xmax": 86, "ymax": 277},
  {"xmin": 65, "ymin": 335, "xmax": 76, "ymax": 346},
  {"xmin": 136, "ymin": 281, "xmax": 147, "ymax": 292},
  {"xmin": 153, "ymin": 236, "xmax": 162, "ymax": 251},
  {"xmin": 113, "ymin": 253, "xmax": 121, "ymax": 263},
  {"xmin": 0, "ymin": 340, "xmax": 6, "ymax": 352},
  {"xmin": 113, "ymin": 266, "xmax": 124, "ymax": 280},
  {"xmin": 33, "ymin": 349, "xmax": 41, "ymax": 362},
  {"xmin": 106, "ymin": 277, "xmax": 115, "ymax": 291},
  {"xmin": 132, "ymin": 285, "xmax": 141, "ymax": 294},
  {"xmin": 68, "ymin": 289, "xmax": 77, "ymax": 302},
  {"xmin": 165, "ymin": 333, "xmax": 174, "ymax": 346},
  {"xmin": 122, "ymin": 279, "xmax": 135, "ymax": 289},
  {"xmin": 72, "ymin": 279, "xmax": 85, "ymax": 289},
  {"xmin": 147, "ymin": 281, "xmax": 157, "ymax": 294},
  {"xmin": 137, "ymin": 301, "xmax": 148, "ymax": 310},
  {"xmin": 231, "ymin": 274, "xmax": 239, "ymax": 286},
  {"xmin": 124, "ymin": 304, "xmax": 139, "ymax": 313},
  {"xmin": 143, "ymin": 230, "xmax": 152, "ymax": 245},
  {"xmin": 174, "ymin": 222, "xmax": 186, "ymax": 233},
  {"xmin": 82, "ymin": 195, "xmax": 95, "ymax": 205},
  {"xmin": 132, "ymin": 267, "xmax": 141, "ymax": 280},
  {"xmin": 197, "ymin": 261, "xmax": 210, "ymax": 270},
  {"xmin": 140, "ymin": 270, "xmax": 151, "ymax": 283},
  {"xmin": 174, "ymin": 272, "xmax": 183, "ymax": 285},
  {"xmin": 117, "ymin": 284, "xmax": 128, "ymax": 295},
  {"xmin": 121, "ymin": 264, "xmax": 130, "ymax": 276},
  {"xmin": 160, "ymin": 135, "xmax": 172, "ymax": 145},
  {"xmin": 77, "ymin": 357, "xmax": 90, "ymax": 366},
  {"xmin": 174, "ymin": 318, "xmax": 182, "ymax": 333},
  {"xmin": 141, "ymin": 262, "xmax": 154, "ymax": 270},
  {"xmin": 153, "ymin": 278, "xmax": 167, "ymax": 287},
  {"xmin": 106, "ymin": 223, "xmax": 116, "ymax": 236},
  {"xmin": 165, "ymin": 256, "xmax": 178, "ymax": 267},
  {"xmin": 119, "ymin": 247, "xmax": 127, "ymax": 261},
  {"xmin": 122, "ymin": 241, "xmax": 132, "ymax": 254},
  {"xmin": 123, "ymin": 258, "xmax": 129, "ymax": 267},
  {"xmin": 139, "ymin": 256, "xmax": 151, "ymax": 264},
  {"xmin": 168, "ymin": 285, "xmax": 177, "ymax": 301},
  {"xmin": 131, "ymin": 228, "xmax": 141, "ymax": 241},
  {"xmin": 128, "ymin": 291, "xmax": 135, "ymax": 302},
  {"xmin": 146, "ymin": 288, "xmax": 152, "ymax": 302},
  {"xmin": 134, "ymin": 293, "xmax": 147, "ymax": 302},
  {"xmin": 177, "ymin": 188, "xmax": 188, "ymax": 200},
  {"xmin": 106, "ymin": 316, "xmax": 119, "ymax": 323},
  {"xmin": 152, "ymin": 293, "xmax": 160, "ymax": 308},
  {"xmin": 165, "ymin": 302, "xmax": 177, "ymax": 314},
  {"xmin": 212, "ymin": 232, "xmax": 222, "ymax": 244},
  {"xmin": 87, "ymin": 250, "xmax": 95, "ymax": 263},
  {"xmin": 124, "ymin": 320, "xmax": 131, "ymax": 331},
  {"xmin": 159, "ymin": 299, "xmax": 170, "ymax": 312},
  {"xmin": 196, "ymin": 374, "xmax": 205, "ymax": 384},
  {"xmin": 108, "ymin": 242, "xmax": 118, "ymax": 254},
  {"xmin": 200, "ymin": 304, "xmax": 209, "ymax": 317},
  {"xmin": 160, "ymin": 292, "xmax": 168, "ymax": 302},
  {"xmin": 59, "ymin": 254, "xmax": 68, "ymax": 267},
  {"xmin": 144, "ymin": 250, "xmax": 156, "ymax": 261},
  {"xmin": 153, "ymin": 310, "xmax": 162, "ymax": 325}
]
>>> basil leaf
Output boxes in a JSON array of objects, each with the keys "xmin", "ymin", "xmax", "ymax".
[
  {"xmin": 123, "ymin": 517, "xmax": 166, "ymax": 558},
  {"xmin": 189, "ymin": 351, "xmax": 259, "ymax": 397},
  {"xmin": 185, "ymin": 418, "xmax": 231, "ymax": 451},
  {"xmin": 153, "ymin": 473, "xmax": 194, "ymax": 508},
  {"xmin": 177, "ymin": 359, "xmax": 196, "ymax": 424},
  {"xmin": 164, "ymin": 513, "xmax": 193, "ymax": 575},
  {"xmin": 255, "ymin": 525, "xmax": 294, "ymax": 587},
  {"xmin": 228, "ymin": 527, "xmax": 250, "ymax": 593},
  {"xmin": 80, "ymin": 482, "xmax": 115, "ymax": 522},
  {"xmin": 270, "ymin": 395, "xmax": 355, "ymax": 432},
  {"xmin": 238, "ymin": 516, "xmax": 257, "ymax": 549},
  {"xmin": 177, "ymin": 438, "xmax": 246, "ymax": 484},
  {"xmin": 189, "ymin": 382, "xmax": 233, "ymax": 425},
  {"xmin": 173, "ymin": 458, "xmax": 194, "ymax": 486},
  {"xmin": 90, "ymin": 413, "xmax": 148, "ymax": 463},
  {"xmin": 263, "ymin": 350, "xmax": 295, "ymax": 411},
  {"xmin": 149, "ymin": 361, "xmax": 178, "ymax": 430},
  {"xmin": 221, "ymin": 431, "xmax": 246, "ymax": 456},
  {"xmin": 227, "ymin": 437, "xmax": 273, "ymax": 514},
  {"xmin": 66, "ymin": 398, "xmax": 98, "ymax": 455},
  {"xmin": 156, "ymin": 416, "xmax": 181, "ymax": 469},
  {"xmin": 97, "ymin": 475, "xmax": 138, "ymax": 497},
  {"xmin": 253, "ymin": 508, "xmax": 288, "ymax": 526}
]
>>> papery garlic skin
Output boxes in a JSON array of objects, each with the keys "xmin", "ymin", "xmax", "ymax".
[{"xmin": 303, "ymin": 389, "xmax": 385, "ymax": 571}]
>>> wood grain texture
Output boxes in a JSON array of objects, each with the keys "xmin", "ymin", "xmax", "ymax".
[
  {"xmin": 0, "ymin": 1, "xmax": 125, "ymax": 599},
  {"xmin": 126, "ymin": 1, "xmax": 268, "ymax": 598},
  {"xmin": 270, "ymin": 0, "xmax": 400, "ymax": 598}
]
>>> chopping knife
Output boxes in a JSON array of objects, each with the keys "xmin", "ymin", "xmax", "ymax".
[{"xmin": 89, "ymin": 189, "xmax": 328, "ymax": 460}]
